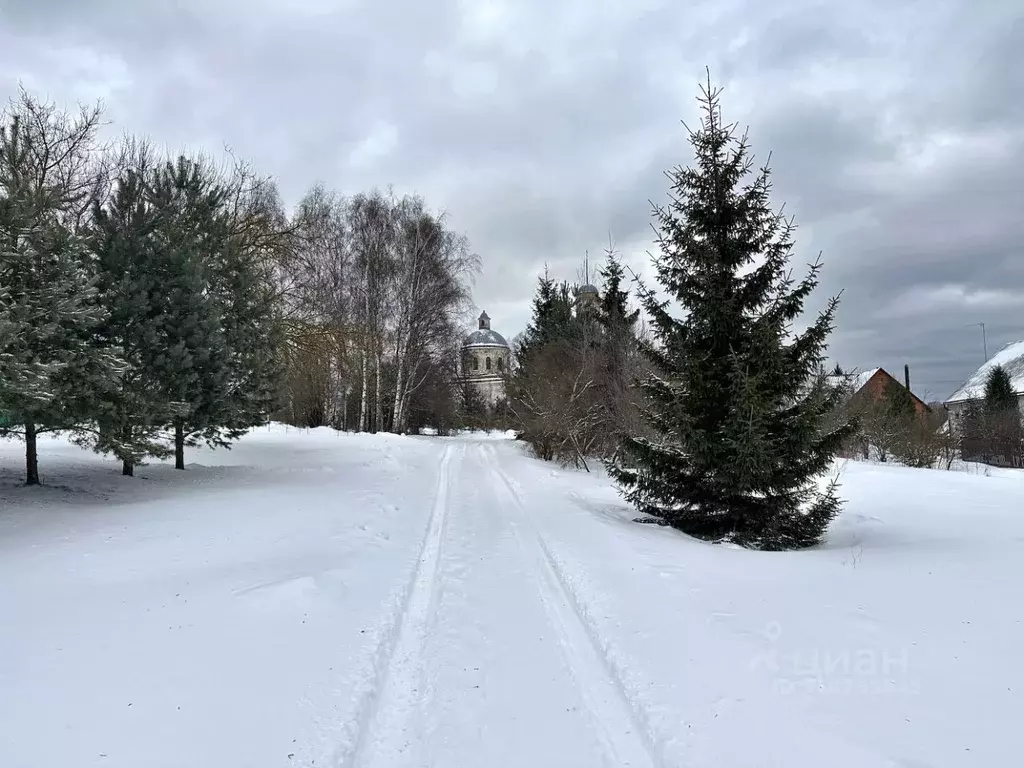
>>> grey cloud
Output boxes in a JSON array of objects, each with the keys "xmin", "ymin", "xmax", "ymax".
[{"xmin": 1, "ymin": 0, "xmax": 1021, "ymax": 399}]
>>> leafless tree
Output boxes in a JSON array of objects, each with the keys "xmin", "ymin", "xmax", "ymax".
[
  {"xmin": 388, "ymin": 199, "xmax": 478, "ymax": 432},
  {"xmin": 509, "ymin": 340, "xmax": 605, "ymax": 470},
  {"xmin": 8, "ymin": 87, "xmax": 109, "ymax": 232},
  {"xmin": 274, "ymin": 186, "xmax": 478, "ymax": 434}
]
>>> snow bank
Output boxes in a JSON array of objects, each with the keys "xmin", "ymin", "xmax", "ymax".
[
  {"xmin": 502, "ymin": 448, "xmax": 1023, "ymax": 767},
  {"xmin": 3, "ymin": 427, "xmax": 1020, "ymax": 767},
  {"xmin": 0, "ymin": 425, "xmax": 448, "ymax": 768}
]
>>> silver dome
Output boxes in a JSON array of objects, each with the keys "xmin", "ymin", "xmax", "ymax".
[{"xmin": 464, "ymin": 328, "xmax": 509, "ymax": 348}]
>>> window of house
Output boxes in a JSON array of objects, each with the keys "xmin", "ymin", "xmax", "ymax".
[
  {"xmin": 472, "ymin": 357, "xmax": 479, "ymax": 371},
  {"xmin": 486, "ymin": 357, "xmax": 492, "ymax": 371},
  {"xmin": 497, "ymin": 357, "xmax": 504, "ymax": 371}
]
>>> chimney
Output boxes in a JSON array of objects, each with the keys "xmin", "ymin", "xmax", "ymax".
[{"xmin": 904, "ymin": 364, "xmax": 911, "ymax": 391}]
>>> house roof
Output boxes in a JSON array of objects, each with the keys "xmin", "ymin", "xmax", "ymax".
[
  {"xmin": 947, "ymin": 340, "xmax": 1024, "ymax": 403},
  {"xmin": 826, "ymin": 368, "xmax": 880, "ymax": 396},
  {"xmin": 827, "ymin": 367, "xmax": 931, "ymax": 411}
]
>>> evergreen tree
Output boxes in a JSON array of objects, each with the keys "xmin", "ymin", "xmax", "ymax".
[
  {"xmin": 147, "ymin": 156, "xmax": 231, "ymax": 470},
  {"xmin": 608, "ymin": 78, "xmax": 854, "ymax": 550},
  {"xmin": 517, "ymin": 268, "xmax": 577, "ymax": 361},
  {"xmin": 883, "ymin": 379, "xmax": 916, "ymax": 420},
  {"xmin": 596, "ymin": 253, "xmax": 639, "ymax": 336},
  {"xmin": 193, "ymin": 210, "xmax": 285, "ymax": 453},
  {"xmin": 0, "ymin": 106, "xmax": 123, "ymax": 485},
  {"xmin": 595, "ymin": 251, "xmax": 641, "ymax": 450},
  {"xmin": 981, "ymin": 364, "xmax": 1022, "ymax": 466},
  {"xmin": 90, "ymin": 154, "xmax": 176, "ymax": 475},
  {"xmin": 983, "ymin": 365, "xmax": 1016, "ymax": 414},
  {"xmin": 90, "ymin": 151, "xmax": 234, "ymax": 475}
]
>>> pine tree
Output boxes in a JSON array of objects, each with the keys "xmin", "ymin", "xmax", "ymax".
[
  {"xmin": 90, "ymin": 151, "xmax": 227, "ymax": 475},
  {"xmin": 883, "ymin": 379, "xmax": 916, "ymax": 420},
  {"xmin": 608, "ymin": 77, "xmax": 854, "ymax": 550},
  {"xmin": 147, "ymin": 156, "xmax": 231, "ymax": 470},
  {"xmin": 192, "ymin": 213, "xmax": 284, "ymax": 452},
  {"xmin": 517, "ymin": 268, "xmax": 577, "ymax": 361},
  {"xmin": 596, "ymin": 252, "xmax": 639, "ymax": 335},
  {"xmin": 983, "ymin": 365, "xmax": 1016, "ymax": 414},
  {"xmin": 595, "ymin": 250, "xmax": 641, "ymax": 450},
  {"xmin": 0, "ymin": 105, "xmax": 123, "ymax": 485},
  {"xmin": 90, "ymin": 154, "xmax": 175, "ymax": 475},
  {"xmin": 154, "ymin": 157, "xmax": 286, "ymax": 463},
  {"xmin": 982, "ymin": 364, "xmax": 1022, "ymax": 466}
]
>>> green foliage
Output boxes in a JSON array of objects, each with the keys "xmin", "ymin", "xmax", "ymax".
[
  {"xmin": 983, "ymin": 365, "xmax": 1016, "ymax": 414},
  {"xmin": 593, "ymin": 250, "xmax": 643, "ymax": 451},
  {"xmin": 607, "ymin": 78, "xmax": 854, "ymax": 550},
  {"xmin": 90, "ymin": 150, "xmax": 285, "ymax": 471},
  {"xmin": 0, "ymin": 98, "xmax": 124, "ymax": 483},
  {"xmin": 883, "ymin": 379, "xmax": 916, "ymax": 419},
  {"xmin": 963, "ymin": 364, "xmax": 1024, "ymax": 467},
  {"xmin": 89, "ymin": 153, "xmax": 179, "ymax": 469},
  {"xmin": 517, "ymin": 268, "xmax": 577, "ymax": 362},
  {"xmin": 596, "ymin": 253, "xmax": 639, "ymax": 338}
]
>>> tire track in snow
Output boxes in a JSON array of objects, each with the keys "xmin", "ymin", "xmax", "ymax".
[
  {"xmin": 334, "ymin": 442, "xmax": 458, "ymax": 768},
  {"xmin": 482, "ymin": 443, "xmax": 666, "ymax": 768}
]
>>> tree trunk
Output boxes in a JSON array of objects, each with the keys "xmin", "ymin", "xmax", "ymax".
[
  {"xmin": 359, "ymin": 259, "xmax": 371, "ymax": 433},
  {"xmin": 374, "ymin": 350, "xmax": 383, "ymax": 433},
  {"xmin": 359, "ymin": 350, "xmax": 368, "ymax": 432},
  {"xmin": 392, "ymin": 351, "xmax": 405, "ymax": 433},
  {"xmin": 120, "ymin": 425, "xmax": 134, "ymax": 476},
  {"xmin": 175, "ymin": 420, "xmax": 185, "ymax": 470},
  {"xmin": 25, "ymin": 419, "xmax": 39, "ymax": 486},
  {"xmin": 341, "ymin": 384, "xmax": 348, "ymax": 431}
]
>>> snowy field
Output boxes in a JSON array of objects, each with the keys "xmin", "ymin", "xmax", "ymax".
[{"xmin": 1, "ymin": 426, "xmax": 1021, "ymax": 768}]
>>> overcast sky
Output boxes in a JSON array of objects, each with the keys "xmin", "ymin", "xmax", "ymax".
[{"xmin": 1, "ymin": 0, "xmax": 1021, "ymax": 400}]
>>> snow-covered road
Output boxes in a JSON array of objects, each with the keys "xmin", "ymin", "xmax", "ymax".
[
  {"xmin": 3, "ymin": 427, "xmax": 1022, "ymax": 767},
  {"xmin": 351, "ymin": 441, "xmax": 655, "ymax": 768}
]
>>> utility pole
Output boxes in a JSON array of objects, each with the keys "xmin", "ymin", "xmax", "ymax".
[{"xmin": 967, "ymin": 322, "xmax": 988, "ymax": 362}]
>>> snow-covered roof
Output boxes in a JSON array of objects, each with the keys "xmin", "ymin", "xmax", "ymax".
[
  {"xmin": 947, "ymin": 340, "xmax": 1024, "ymax": 403},
  {"xmin": 463, "ymin": 328, "xmax": 509, "ymax": 348},
  {"xmin": 826, "ymin": 368, "xmax": 880, "ymax": 395}
]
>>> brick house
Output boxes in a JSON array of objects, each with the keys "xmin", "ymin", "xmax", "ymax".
[{"xmin": 828, "ymin": 367, "xmax": 930, "ymax": 416}]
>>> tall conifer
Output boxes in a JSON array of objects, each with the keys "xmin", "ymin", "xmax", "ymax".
[{"xmin": 609, "ymin": 77, "xmax": 853, "ymax": 550}]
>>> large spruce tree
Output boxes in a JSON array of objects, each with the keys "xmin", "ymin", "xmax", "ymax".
[{"xmin": 608, "ymin": 78, "xmax": 853, "ymax": 550}]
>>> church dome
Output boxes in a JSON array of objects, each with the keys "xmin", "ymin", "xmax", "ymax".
[
  {"xmin": 464, "ymin": 328, "xmax": 509, "ymax": 348},
  {"xmin": 463, "ymin": 310, "xmax": 509, "ymax": 348},
  {"xmin": 577, "ymin": 283, "xmax": 599, "ymax": 295}
]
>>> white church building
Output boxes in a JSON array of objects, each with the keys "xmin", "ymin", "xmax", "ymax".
[{"xmin": 461, "ymin": 311, "xmax": 510, "ymax": 406}]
